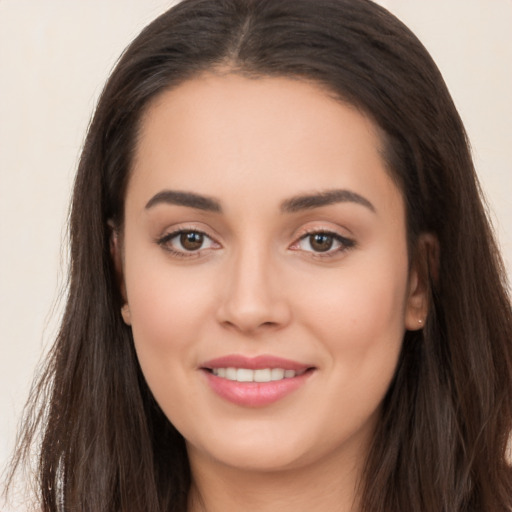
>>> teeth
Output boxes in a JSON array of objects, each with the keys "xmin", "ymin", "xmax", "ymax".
[
  {"xmin": 225, "ymin": 367, "xmax": 237, "ymax": 380},
  {"xmin": 254, "ymin": 369, "xmax": 271, "ymax": 382},
  {"xmin": 211, "ymin": 367, "xmax": 304, "ymax": 382},
  {"xmin": 270, "ymin": 368, "xmax": 285, "ymax": 381},
  {"xmin": 237, "ymin": 368, "xmax": 253, "ymax": 382}
]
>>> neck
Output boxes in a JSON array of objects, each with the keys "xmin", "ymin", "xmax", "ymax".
[{"xmin": 187, "ymin": 445, "xmax": 364, "ymax": 512}]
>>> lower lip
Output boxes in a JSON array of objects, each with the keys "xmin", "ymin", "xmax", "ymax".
[{"xmin": 203, "ymin": 370, "xmax": 313, "ymax": 407}]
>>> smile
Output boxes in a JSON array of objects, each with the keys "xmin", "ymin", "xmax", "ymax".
[
  {"xmin": 201, "ymin": 355, "xmax": 315, "ymax": 407},
  {"xmin": 210, "ymin": 367, "xmax": 307, "ymax": 382}
]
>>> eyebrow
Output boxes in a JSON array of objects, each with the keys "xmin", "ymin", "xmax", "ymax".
[
  {"xmin": 145, "ymin": 190, "xmax": 222, "ymax": 212},
  {"xmin": 280, "ymin": 189, "xmax": 376, "ymax": 213},
  {"xmin": 144, "ymin": 188, "xmax": 375, "ymax": 215}
]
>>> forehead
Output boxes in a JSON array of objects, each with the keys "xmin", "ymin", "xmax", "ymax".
[
  {"xmin": 128, "ymin": 73, "xmax": 402, "ymax": 218},
  {"xmin": 138, "ymin": 73, "xmax": 382, "ymax": 156}
]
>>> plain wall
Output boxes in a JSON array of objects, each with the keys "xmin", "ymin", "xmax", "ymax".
[{"xmin": 1, "ymin": 0, "xmax": 511, "ymax": 503}]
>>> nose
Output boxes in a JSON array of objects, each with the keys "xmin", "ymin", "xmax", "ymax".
[{"xmin": 215, "ymin": 244, "xmax": 292, "ymax": 334}]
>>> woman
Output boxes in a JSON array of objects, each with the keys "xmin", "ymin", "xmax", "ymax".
[{"xmin": 6, "ymin": 0, "xmax": 512, "ymax": 510}]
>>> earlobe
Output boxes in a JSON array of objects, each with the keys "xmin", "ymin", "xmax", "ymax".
[
  {"xmin": 404, "ymin": 233, "xmax": 438, "ymax": 331},
  {"xmin": 404, "ymin": 267, "xmax": 427, "ymax": 331}
]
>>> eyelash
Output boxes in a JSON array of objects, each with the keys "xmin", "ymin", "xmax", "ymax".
[
  {"xmin": 291, "ymin": 229, "xmax": 356, "ymax": 258},
  {"xmin": 156, "ymin": 228, "xmax": 355, "ymax": 259},
  {"xmin": 156, "ymin": 229, "xmax": 219, "ymax": 258}
]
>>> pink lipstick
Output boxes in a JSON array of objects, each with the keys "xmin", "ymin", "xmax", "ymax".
[{"xmin": 200, "ymin": 355, "xmax": 315, "ymax": 407}]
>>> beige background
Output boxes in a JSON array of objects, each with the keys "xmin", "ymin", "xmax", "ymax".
[{"xmin": 1, "ymin": 0, "xmax": 511, "ymax": 499}]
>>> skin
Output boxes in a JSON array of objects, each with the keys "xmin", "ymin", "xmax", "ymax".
[{"xmin": 114, "ymin": 73, "xmax": 428, "ymax": 512}]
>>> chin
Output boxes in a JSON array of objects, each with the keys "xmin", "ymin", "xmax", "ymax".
[{"xmin": 185, "ymin": 423, "xmax": 317, "ymax": 472}]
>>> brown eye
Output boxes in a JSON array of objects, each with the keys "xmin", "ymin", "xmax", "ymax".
[
  {"xmin": 180, "ymin": 231, "xmax": 204, "ymax": 251},
  {"xmin": 157, "ymin": 229, "xmax": 220, "ymax": 257},
  {"xmin": 309, "ymin": 233, "xmax": 334, "ymax": 252},
  {"xmin": 291, "ymin": 230, "xmax": 355, "ymax": 256}
]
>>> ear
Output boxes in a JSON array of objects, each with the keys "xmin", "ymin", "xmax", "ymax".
[
  {"xmin": 404, "ymin": 233, "xmax": 439, "ymax": 331},
  {"xmin": 120, "ymin": 303, "xmax": 132, "ymax": 326},
  {"xmin": 109, "ymin": 222, "xmax": 131, "ymax": 326}
]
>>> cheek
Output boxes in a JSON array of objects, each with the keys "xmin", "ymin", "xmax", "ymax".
[
  {"xmin": 294, "ymin": 258, "xmax": 408, "ymax": 432},
  {"xmin": 301, "ymin": 260, "xmax": 408, "ymax": 340},
  {"xmin": 124, "ymin": 258, "xmax": 222, "ymax": 428},
  {"xmin": 294, "ymin": 248, "xmax": 409, "ymax": 393},
  {"xmin": 124, "ymin": 249, "xmax": 220, "ymax": 371}
]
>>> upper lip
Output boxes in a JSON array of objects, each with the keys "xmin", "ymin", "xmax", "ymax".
[{"xmin": 201, "ymin": 354, "xmax": 314, "ymax": 371}]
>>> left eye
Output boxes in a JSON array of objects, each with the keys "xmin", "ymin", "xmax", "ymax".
[
  {"xmin": 294, "ymin": 232, "xmax": 354, "ymax": 254},
  {"xmin": 158, "ymin": 230, "xmax": 218, "ymax": 254}
]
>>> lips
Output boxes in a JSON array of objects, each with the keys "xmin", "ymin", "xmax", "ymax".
[
  {"xmin": 201, "ymin": 355, "xmax": 315, "ymax": 407},
  {"xmin": 211, "ymin": 367, "xmax": 307, "ymax": 382},
  {"xmin": 202, "ymin": 354, "xmax": 311, "ymax": 371}
]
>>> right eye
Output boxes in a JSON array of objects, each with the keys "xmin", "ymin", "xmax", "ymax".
[{"xmin": 157, "ymin": 229, "xmax": 220, "ymax": 257}]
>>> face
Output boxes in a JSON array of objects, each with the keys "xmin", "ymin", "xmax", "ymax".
[{"xmin": 116, "ymin": 74, "xmax": 426, "ymax": 475}]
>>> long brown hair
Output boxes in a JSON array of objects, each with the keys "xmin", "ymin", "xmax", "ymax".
[{"xmin": 6, "ymin": 0, "xmax": 512, "ymax": 510}]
